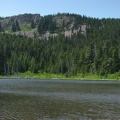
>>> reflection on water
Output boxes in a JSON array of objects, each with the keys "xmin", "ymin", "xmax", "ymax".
[{"xmin": 0, "ymin": 79, "xmax": 120, "ymax": 120}]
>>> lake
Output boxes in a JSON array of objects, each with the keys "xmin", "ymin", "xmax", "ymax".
[{"xmin": 0, "ymin": 79, "xmax": 120, "ymax": 120}]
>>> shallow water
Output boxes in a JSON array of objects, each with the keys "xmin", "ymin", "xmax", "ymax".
[{"xmin": 0, "ymin": 79, "xmax": 120, "ymax": 120}]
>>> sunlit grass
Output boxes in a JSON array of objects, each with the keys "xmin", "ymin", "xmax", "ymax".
[
  {"xmin": 20, "ymin": 25, "xmax": 32, "ymax": 31},
  {"xmin": 0, "ymin": 71, "xmax": 120, "ymax": 80},
  {"xmin": 18, "ymin": 71, "xmax": 66, "ymax": 79},
  {"xmin": 5, "ymin": 25, "xmax": 33, "ymax": 34}
]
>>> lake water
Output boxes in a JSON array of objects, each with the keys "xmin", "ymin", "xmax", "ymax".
[{"xmin": 0, "ymin": 79, "xmax": 120, "ymax": 120}]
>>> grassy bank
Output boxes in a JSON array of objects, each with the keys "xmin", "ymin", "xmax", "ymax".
[
  {"xmin": 1, "ymin": 71, "xmax": 119, "ymax": 81},
  {"xmin": 18, "ymin": 71, "xmax": 66, "ymax": 79}
]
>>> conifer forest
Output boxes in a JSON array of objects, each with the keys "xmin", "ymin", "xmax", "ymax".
[{"xmin": 0, "ymin": 13, "xmax": 120, "ymax": 78}]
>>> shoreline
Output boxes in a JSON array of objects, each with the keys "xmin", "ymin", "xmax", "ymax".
[
  {"xmin": 0, "ymin": 76, "xmax": 120, "ymax": 81},
  {"xmin": 0, "ymin": 71, "xmax": 120, "ymax": 81}
]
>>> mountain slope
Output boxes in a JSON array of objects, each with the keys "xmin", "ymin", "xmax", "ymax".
[
  {"xmin": 0, "ymin": 13, "xmax": 40, "ymax": 30},
  {"xmin": 0, "ymin": 13, "xmax": 91, "ymax": 39},
  {"xmin": 0, "ymin": 13, "xmax": 120, "ymax": 78}
]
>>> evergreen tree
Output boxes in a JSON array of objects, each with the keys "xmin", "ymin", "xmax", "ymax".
[
  {"xmin": 11, "ymin": 20, "xmax": 20, "ymax": 32},
  {"xmin": 0, "ymin": 22, "xmax": 2, "ymax": 32},
  {"xmin": 12, "ymin": 23, "xmax": 16, "ymax": 32},
  {"xmin": 37, "ymin": 19, "xmax": 43, "ymax": 34},
  {"xmin": 0, "ymin": 13, "xmax": 120, "ymax": 78},
  {"xmin": 31, "ymin": 19, "xmax": 35, "ymax": 29},
  {"xmin": 15, "ymin": 20, "xmax": 20, "ymax": 31}
]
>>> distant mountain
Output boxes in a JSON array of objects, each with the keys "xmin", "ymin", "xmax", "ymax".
[
  {"xmin": 0, "ymin": 13, "xmax": 91, "ymax": 39},
  {"xmin": 0, "ymin": 13, "xmax": 40, "ymax": 30},
  {"xmin": 0, "ymin": 13, "xmax": 120, "ymax": 78}
]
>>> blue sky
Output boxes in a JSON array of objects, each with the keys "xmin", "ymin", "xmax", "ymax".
[{"xmin": 0, "ymin": 0, "xmax": 120, "ymax": 18}]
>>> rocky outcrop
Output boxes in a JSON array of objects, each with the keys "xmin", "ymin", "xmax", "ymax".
[
  {"xmin": 0, "ymin": 14, "xmax": 40, "ymax": 30},
  {"xmin": 0, "ymin": 13, "xmax": 88, "ymax": 39}
]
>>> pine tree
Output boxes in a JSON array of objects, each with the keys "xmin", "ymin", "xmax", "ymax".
[
  {"xmin": 11, "ymin": 20, "xmax": 20, "ymax": 32},
  {"xmin": 15, "ymin": 20, "xmax": 20, "ymax": 31},
  {"xmin": 12, "ymin": 23, "xmax": 16, "ymax": 32},
  {"xmin": 31, "ymin": 19, "xmax": 35, "ymax": 29},
  {"xmin": 0, "ymin": 22, "xmax": 1, "ymax": 32}
]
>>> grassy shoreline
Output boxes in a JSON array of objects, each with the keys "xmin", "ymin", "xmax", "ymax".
[{"xmin": 0, "ymin": 71, "xmax": 120, "ymax": 81}]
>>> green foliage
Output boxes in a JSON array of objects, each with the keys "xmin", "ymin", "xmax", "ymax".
[
  {"xmin": 0, "ymin": 22, "xmax": 2, "ymax": 32},
  {"xmin": 18, "ymin": 71, "xmax": 66, "ymax": 79},
  {"xmin": 31, "ymin": 19, "xmax": 36, "ymax": 29},
  {"xmin": 0, "ymin": 14, "xmax": 120, "ymax": 80},
  {"xmin": 11, "ymin": 20, "xmax": 21, "ymax": 32},
  {"xmin": 21, "ymin": 25, "xmax": 32, "ymax": 31},
  {"xmin": 37, "ymin": 15, "xmax": 56, "ymax": 34},
  {"xmin": 11, "ymin": 23, "xmax": 16, "ymax": 32}
]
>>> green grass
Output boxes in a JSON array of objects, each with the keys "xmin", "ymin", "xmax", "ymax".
[
  {"xmin": 0, "ymin": 71, "xmax": 120, "ymax": 81},
  {"xmin": 6, "ymin": 25, "xmax": 33, "ymax": 33},
  {"xmin": 18, "ymin": 71, "xmax": 66, "ymax": 79},
  {"xmin": 17, "ymin": 71, "xmax": 120, "ymax": 80},
  {"xmin": 74, "ymin": 73, "xmax": 101, "ymax": 80},
  {"xmin": 106, "ymin": 72, "xmax": 120, "ymax": 80},
  {"xmin": 72, "ymin": 72, "xmax": 120, "ymax": 80},
  {"xmin": 6, "ymin": 29, "xmax": 13, "ymax": 33},
  {"xmin": 20, "ymin": 25, "xmax": 32, "ymax": 31}
]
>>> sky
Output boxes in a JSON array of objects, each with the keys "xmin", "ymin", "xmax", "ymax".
[{"xmin": 0, "ymin": 0, "xmax": 120, "ymax": 19}]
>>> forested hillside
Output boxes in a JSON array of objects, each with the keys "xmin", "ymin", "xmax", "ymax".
[{"xmin": 0, "ymin": 13, "xmax": 120, "ymax": 78}]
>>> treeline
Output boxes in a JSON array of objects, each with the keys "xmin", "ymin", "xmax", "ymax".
[
  {"xmin": 0, "ymin": 13, "xmax": 120, "ymax": 77},
  {"xmin": 37, "ymin": 15, "xmax": 57, "ymax": 34}
]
